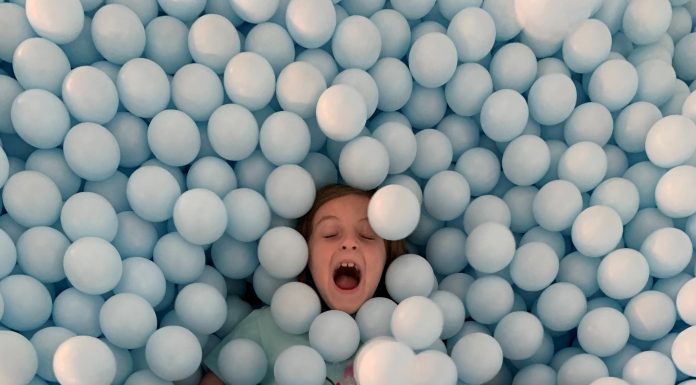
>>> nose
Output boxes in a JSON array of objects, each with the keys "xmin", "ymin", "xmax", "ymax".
[{"xmin": 341, "ymin": 237, "xmax": 358, "ymax": 250}]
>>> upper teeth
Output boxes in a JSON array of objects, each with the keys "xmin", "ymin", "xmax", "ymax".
[{"xmin": 341, "ymin": 262, "xmax": 355, "ymax": 268}]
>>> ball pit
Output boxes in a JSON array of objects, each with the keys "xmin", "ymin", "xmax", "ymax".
[{"xmin": 0, "ymin": 1, "xmax": 695, "ymax": 385}]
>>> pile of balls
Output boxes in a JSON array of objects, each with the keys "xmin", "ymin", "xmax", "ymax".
[{"xmin": 1, "ymin": 0, "xmax": 696, "ymax": 384}]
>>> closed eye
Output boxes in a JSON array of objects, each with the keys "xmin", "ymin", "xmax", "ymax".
[{"xmin": 324, "ymin": 234, "xmax": 337, "ymax": 239}]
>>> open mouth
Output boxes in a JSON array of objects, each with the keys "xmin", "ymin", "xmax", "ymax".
[{"xmin": 333, "ymin": 262, "xmax": 362, "ymax": 291}]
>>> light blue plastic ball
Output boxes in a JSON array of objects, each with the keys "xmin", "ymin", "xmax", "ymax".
[
  {"xmin": 332, "ymin": 15, "xmax": 381, "ymax": 70},
  {"xmin": 175, "ymin": 282, "xmax": 227, "ymax": 335},
  {"xmin": 588, "ymin": 59, "xmax": 638, "ymax": 112},
  {"xmin": 217, "ymin": 338, "xmax": 267, "ymax": 385},
  {"xmin": 274, "ymin": 345, "xmax": 326, "ymax": 385},
  {"xmin": 510, "ymin": 242, "xmax": 559, "ymax": 292},
  {"xmin": 489, "ymin": 42, "xmax": 537, "ymax": 93},
  {"xmin": 528, "ymin": 74, "xmax": 577, "ymax": 126},
  {"xmin": 105, "ymin": 112, "xmax": 151, "ymax": 168},
  {"xmin": 429, "ymin": 290, "xmax": 465, "ymax": 340},
  {"xmin": 624, "ymin": 208, "xmax": 674, "ymax": 252},
  {"xmin": 401, "ymin": 85, "xmax": 448, "ymax": 130},
  {"xmin": 63, "ymin": 122, "xmax": 120, "ymax": 181},
  {"xmin": 252, "ymin": 265, "xmax": 292, "ymax": 305},
  {"xmin": 92, "ymin": 3, "xmax": 145, "ymax": 64},
  {"xmin": 147, "ymin": 109, "xmax": 201, "ymax": 167},
  {"xmin": 264, "ymin": 164, "xmax": 315, "ymax": 219},
  {"xmin": 145, "ymin": 326, "xmax": 202, "ymax": 382},
  {"xmin": 557, "ymin": 353, "xmax": 608, "ymax": 385},
  {"xmin": 64, "ymin": 237, "xmax": 123, "ymax": 295},
  {"xmin": 0, "ymin": 274, "xmax": 51, "ymax": 331},
  {"xmin": 285, "ymin": 0, "xmax": 336, "ymax": 48},
  {"xmin": 52, "ymin": 288, "xmax": 104, "ymax": 336},
  {"xmin": 445, "ymin": 63, "xmax": 493, "ymax": 117},
  {"xmin": 0, "ymin": 4, "xmax": 37, "ymax": 63},
  {"xmin": 597, "ymin": 249, "xmax": 650, "ymax": 299},
  {"xmin": 674, "ymin": 33, "xmax": 696, "ymax": 82},
  {"xmin": 60, "ymin": 192, "xmax": 118, "ymax": 242},
  {"xmin": 641, "ymin": 227, "xmax": 692, "ymax": 279},
  {"xmin": 173, "ymin": 188, "xmax": 227, "ymax": 246},
  {"xmin": 338, "ymin": 136, "xmax": 389, "ymax": 189},
  {"xmin": 207, "ymin": 104, "xmax": 258, "ymax": 162},
  {"xmin": 171, "ymin": 63, "xmax": 224, "ymax": 122},
  {"xmin": 116, "ymin": 58, "xmax": 170, "ymax": 119},
  {"xmin": 371, "ymin": 122, "xmax": 416, "ymax": 174},
  {"xmin": 557, "ymin": 251, "xmax": 602, "ymax": 297},
  {"xmin": 368, "ymin": 57, "xmax": 413, "ymax": 112},
  {"xmin": 25, "ymin": 0, "xmax": 83, "ymax": 44},
  {"xmin": 677, "ymin": 278, "xmax": 696, "ymax": 325},
  {"xmin": 558, "ymin": 141, "xmax": 607, "ymax": 193},
  {"xmin": 451, "ymin": 332, "xmax": 503, "ymax": 384},
  {"xmin": 577, "ymin": 307, "xmax": 630, "ymax": 357},
  {"xmin": 188, "ymin": 13, "xmax": 240, "ymax": 74},
  {"xmin": 391, "ymin": 0, "xmax": 435, "ymax": 19},
  {"xmin": 354, "ymin": 338, "xmax": 416, "ymax": 385},
  {"xmin": 222, "ymin": 188, "xmax": 270, "ymax": 243},
  {"xmin": 58, "ymin": 15, "xmax": 102, "ymax": 67},
  {"xmin": 126, "ymin": 165, "xmax": 181, "ymax": 222},
  {"xmin": 309, "ymin": 310, "xmax": 360, "ymax": 362},
  {"xmin": 408, "ymin": 32, "xmax": 457, "ymax": 88},
  {"xmin": 655, "ymin": 165, "xmax": 696, "ymax": 218},
  {"xmin": 614, "ymin": 102, "xmax": 662, "ymax": 153},
  {"xmin": 625, "ymin": 290, "xmax": 676, "ymax": 341},
  {"xmin": 589, "ymin": 177, "xmax": 639, "ymax": 226},
  {"xmin": 113, "ymin": 257, "xmax": 166, "ymax": 308},
  {"xmin": 646, "ymin": 115, "xmax": 696, "ymax": 168},
  {"xmin": 296, "ymin": 48, "xmax": 339, "ymax": 85},
  {"xmin": 423, "ymin": 170, "xmax": 470, "ymax": 222},
  {"xmin": 494, "ymin": 311, "xmax": 544, "ymax": 360},
  {"xmin": 562, "ymin": 19, "xmax": 611, "ymax": 74},
  {"xmin": 355, "ymin": 297, "xmax": 397, "ymax": 342},
  {"xmin": 153, "ymin": 232, "xmax": 205, "ymax": 285},
  {"xmin": 367, "ymin": 183, "xmax": 418, "ymax": 241},
  {"xmin": 333, "ymin": 69, "xmax": 379, "ymax": 119},
  {"xmin": 30, "ymin": 326, "xmax": 76, "ymax": 382},
  {"xmin": 259, "ymin": 111, "xmax": 310, "ymax": 165},
  {"xmin": 503, "ymin": 185, "xmax": 538, "ymax": 233},
  {"xmin": 623, "ymin": 162, "xmax": 665, "ymax": 210},
  {"xmin": 12, "ymin": 37, "xmax": 70, "ymax": 95},
  {"xmin": 464, "ymin": 275, "xmax": 514, "ymax": 324},
  {"xmin": 536, "ymin": 282, "xmax": 587, "ymax": 332},
  {"xmin": 144, "ymin": 15, "xmax": 192, "ymax": 75},
  {"xmin": 63, "ymin": 65, "xmax": 120, "ymax": 124},
  {"xmin": 635, "ymin": 59, "xmax": 677, "ymax": 106},
  {"xmin": 223, "ymin": 52, "xmax": 276, "ymax": 111},
  {"xmin": 447, "ymin": 7, "xmax": 495, "ymax": 62},
  {"xmin": 301, "ymin": 152, "xmax": 338, "ymax": 189},
  {"xmin": 622, "ymin": 0, "xmax": 672, "ymax": 44},
  {"xmin": 410, "ymin": 129, "xmax": 452, "ymax": 179},
  {"xmin": 276, "ymin": 61, "xmax": 326, "ymax": 119},
  {"xmin": 455, "ymin": 147, "xmax": 500, "ymax": 196},
  {"xmin": 185, "ymin": 156, "xmax": 237, "ymax": 198},
  {"xmin": 672, "ymin": 325, "xmax": 696, "ymax": 377},
  {"xmin": 512, "ymin": 364, "xmax": 556, "ymax": 385},
  {"xmin": 234, "ymin": 151, "xmax": 274, "ymax": 193},
  {"xmin": 425, "ymin": 227, "xmax": 468, "ymax": 276},
  {"xmin": 2, "ymin": 170, "xmax": 62, "ymax": 227},
  {"xmin": 316, "ymin": 84, "xmax": 367, "ymax": 142},
  {"xmin": 385, "ymin": 254, "xmax": 436, "ymax": 303},
  {"xmin": 480, "ymin": 89, "xmax": 529, "ymax": 142},
  {"xmin": 257, "ymin": 226, "xmax": 307, "ymax": 280},
  {"xmin": 17, "ymin": 226, "xmax": 67, "ymax": 284},
  {"xmin": 52, "ymin": 336, "xmax": 117, "ymax": 385},
  {"xmin": 411, "ymin": 349, "xmax": 457, "ymax": 385},
  {"xmin": 502, "ymin": 135, "xmax": 550, "ymax": 186},
  {"xmin": 465, "ymin": 221, "xmax": 515, "ymax": 273},
  {"xmin": 81, "ymin": 171, "xmax": 129, "ymax": 213},
  {"xmin": 391, "ymin": 296, "xmax": 443, "ymax": 350},
  {"xmin": 462, "ymin": 195, "xmax": 511, "ymax": 235},
  {"xmin": 99, "ymin": 293, "xmax": 157, "ymax": 350},
  {"xmin": 622, "ymin": 351, "xmax": 676, "ymax": 385},
  {"xmin": 369, "ymin": 9, "xmax": 410, "ymax": 58},
  {"xmin": 245, "ymin": 24, "xmax": 295, "ymax": 74},
  {"xmin": 271, "ymin": 282, "xmax": 321, "ymax": 335}
]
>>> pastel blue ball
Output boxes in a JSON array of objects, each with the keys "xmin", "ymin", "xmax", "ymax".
[
  {"xmin": 316, "ymin": 84, "xmax": 367, "ymax": 142},
  {"xmin": 30, "ymin": 326, "xmax": 76, "ymax": 382},
  {"xmin": 10, "ymin": 89, "xmax": 70, "ymax": 149},
  {"xmin": 144, "ymin": 15, "xmax": 192, "ymax": 75},
  {"xmin": 62, "ymin": 65, "xmax": 119, "ymax": 124},
  {"xmin": 480, "ymin": 89, "xmax": 529, "ymax": 142},
  {"xmin": 369, "ymin": 9, "xmax": 410, "ymax": 59},
  {"xmin": 536, "ymin": 282, "xmax": 587, "ymax": 332},
  {"xmin": 462, "ymin": 194, "xmax": 511, "ymax": 235},
  {"xmin": 401, "ymin": 85, "xmax": 448, "ymax": 130},
  {"xmin": 562, "ymin": 19, "xmax": 612, "ymax": 74},
  {"xmin": 577, "ymin": 307, "xmax": 630, "ymax": 357},
  {"xmin": 624, "ymin": 290, "xmax": 676, "ymax": 341},
  {"xmin": 153, "ymin": 232, "xmax": 205, "ymax": 285},
  {"xmin": 622, "ymin": 351, "xmax": 676, "ymax": 385},
  {"xmin": 175, "ymin": 282, "xmax": 227, "ymax": 335},
  {"xmin": 188, "ymin": 13, "xmax": 240, "ymax": 74},
  {"xmin": 224, "ymin": 52, "xmax": 276, "ymax": 111},
  {"xmin": 367, "ymin": 184, "xmax": 420, "ymax": 241},
  {"xmin": 117, "ymin": 58, "xmax": 170, "ymax": 118},
  {"xmin": 105, "ymin": 112, "xmax": 151, "ymax": 168},
  {"xmin": 557, "ymin": 251, "xmax": 602, "ymax": 297},
  {"xmin": 588, "ymin": 59, "xmax": 639, "ymax": 112},
  {"xmin": 186, "ymin": 156, "xmax": 237, "ymax": 198},
  {"xmin": 171, "ymin": 63, "xmax": 224, "ymax": 122},
  {"xmin": 2, "ymin": 170, "xmax": 62, "ymax": 227},
  {"xmin": 234, "ymin": 151, "xmax": 274, "ymax": 193},
  {"xmin": 355, "ymin": 297, "xmax": 397, "ymax": 342},
  {"xmin": 52, "ymin": 288, "xmax": 104, "ymax": 336},
  {"xmin": 301, "ymin": 152, "xmax": 338, "ymax": 188},
  {"xmin": 451, "ymin": 332, "xmax": 503, "ymax": 384},
  {"xmin": 369, "ymin": 57, "xmax": 413, "ymax": 112},
  {"xmin": 92, "ymin": 4, "xmax": 145, "ymax": 64},
  {"xmin": 0, "ymin": 274, "xmax": 52, "ymax": 331},
  {"xmin": 674, "ymin": 33, "xmax": 696, "ymax": 82},
  {"xmin": 25, "ymin": 0, "xmax": 83, "ymax": 44},
  {"xmin": 113, "ymin": 257, "xmax": 166, "ymax": 308},
  {"xmin": 494, "ymin": 311, "xmax": 544, "ymax": 360},
  {"xmin": 597, "ymin": 249, "xmax": 650, "ymax": 299},
  {"xmin": 63, "ymin": 122, "xmax": 120, "ymax": 181},
  {"xmin": 528, "ymin": 74, "xmax": 577, "ymax": 126},
  {"xmin": 512, "ymin": 364, "xmax": 556, "ymax": 385},
  {"xmin": 223, "ymin": 188, "xmax": 270, "ymax": 242},
  {"xmin": 126, "ymin": 165, "xmax": 181, "ymax": 222},
  {"xmin": 333, "ymin": 68, "xmax": 379, "ymax": 119},
  {"xmin": 391, "ymin": 296, "xmax": 443, "ymax": 350},
  {"xmin": 147, "ymin": 109, "xmax": 201, "ymax": 167},
  {"xmin": 218, "ymin": 338, "xmax": 267, "ymax": 385},
  {"xmin": 173, "ymin": 188, "xmax": 227, "ymax": 245},
  {"xmin": 429, "ymin": 290, "xmax": 465, "ymax": 340},
  {"xmin": 259, "ymin": 111, "xmax": 311, "ymax": 165},
  {"xmin": 0, "ymin": 292, "xmax": 3, "ymax": 320},
  {"xmin": 655, "ymin": 165, "xmax": 696, "ymax": 218},
  {"xmin": 464, "ymin": 275, "xmax": 514, "ymax": 324},
  {"xmin": 455, "ymin": 147, "xmax": 501, "ymax": 196},
  {"xmin": 252, "ymin": 265, "xmax": 292, "ymax": 305},
  {"xmin": 258, "ymin": 226, "xmax": 308, "ymax": 280},
  {"xmin": 309, "ymin": 310, "xmax": 360, "ymax": 362},
  {"xmin": 503, "ymin": 185, "xmax": 539, "ymax": 233},
  {"xmin": 100, "ymin": 293, "xmax": 157, "ymax": 349},
  {"xmin": 124, "ymin": 369, "xmax": 173, "ymax": 385},
  {"xmin": 558, "ymin": 141, "xmax": 607, "ymax": 192},
  {"xmin": 409, "ymin": 32, "xmax": 457, "ymax": 88},
  {"xmin": 425, "ymin": 227, "xmax": 468, "ymax": 276},
  {"xmin": 286, "ymin": 0, "xmax": 336, "ymax": 48},
  {"xmin": 16, "ymin": 226, "xmax": 66, "ymax": 284},
  {"xmin": 0, "ymin": 331, "xmax": 38, "ymax": 385},
  {"xmin": 64, "ymin": 237, "xmax": 123, "ymax": 295},
  {"xmin": 646, "ymin": 115, "xmax": 696, "ymax": 169},
  {"xmin": 265, "ymin": 164, "xmax": 315, "ymax": 219},
  {"xmin": 510, "ymin": 242, "xmax": 559, "ymax": 292},
  {"xmin": 410, "ymin": 128, "xmax": 452, "ymax": 179},
  {"xmin": 622, "ymin": 0, "xmax": 672, "ymax": 45},
  {"xmin": 445, "ymin": 63, "xmax": 493, "ymax": 117},
  {"xmin": 502, "ymin": 134, "xmax": 551, "ymax": 186},
  {"xmin": 564, "ymin": 102, "xmax": 613, "ymax": 147},
  {"xmin": 276, "ymin": 61, "xmax": 327, "ymax": 119},
  {"xmin": 145, "ymin": 326, "xmax": 202, "ymax": 381},
  {"xmin": 489, "ymin": 42, "xmax": 537, "ymax": 93},
  {"xmin": 12, "ymin": 37, "xmax": 70, "ymax": 95},
  {"xmin": 274, "ymin": 345, "xmax": 326, "ymax": 385},
  {"xmin": 0, "ymin": 229, "xmax": 16, "ymax": 280},
  {"xmin": 635, "ymin": 59, "xmax": 676, "ymax": 106},
  {"xmin": 332, "ymin": 15, "xmax": 381, "ymax": 70},
  {"xmin": 641, "ymin": 227, "xmax": 692, "ymax": 279},
  {"xmin": 338, "ymin": 136, "xmax": 389, "ymax": 190},
  {"xmin": 385, "ymin": 254, "xmax": 436, "ymax": 303},
  {"xmin": 423, "ymin": 170, "xmax": 470, "ymax": 222},
  {"xmin": 466, "ymin": 222, "xmax": 515, "ymax": 273},
  {"xmin": 245, "ymin": 23, "xmax": 295, "ymax": 76},
  {"xmin": 614, "ymin": 102, "xmax": 662, "ymax": 153},
  {"xmin": 572, "ymin": 205, "xmax": 623, "ymax": 258},
  {"xmin": 271, "ymin": 282, "xmax": 321, "ymax": 335},
  {"xmin": 447, "ymin": 7, "xmax": 496, "ymax": 62},
  {"xmin": 208, "ymin": 104, "xmax": 258, "ymax": 161},
  {"xmin": 60, "ymin": 192, "xmax": 118, "ymax": 242},
  {"xmin": 557, "ymin": 353, "xmax": 608, "ymax": 385}
]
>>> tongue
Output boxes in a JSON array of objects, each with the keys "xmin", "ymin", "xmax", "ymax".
[{"xmin": 335, "ymin": 274, "xmax": 359, "ymax": 290}]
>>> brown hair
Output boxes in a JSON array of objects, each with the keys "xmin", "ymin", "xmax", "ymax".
[{"xmin": 296, "ymin": 184, "xmax": 407, "ymax": 300}]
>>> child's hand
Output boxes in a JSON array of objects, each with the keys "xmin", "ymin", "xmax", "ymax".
[{"xmin": 198, "ymin": 372, "xmax": 225, "ymax": 385}]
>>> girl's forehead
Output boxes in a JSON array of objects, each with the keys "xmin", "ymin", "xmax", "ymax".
[{"xmin": 313, "ymin": 194, "xmax": 370, "ymax": 223}]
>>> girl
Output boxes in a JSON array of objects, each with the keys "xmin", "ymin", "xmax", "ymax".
[{"xmin": 200, "ymin": 184, "xmax": 407, "ymax": 385}]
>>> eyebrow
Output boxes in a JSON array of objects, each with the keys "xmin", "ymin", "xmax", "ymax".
[{"xmin": 314, "ymin": 216, "xmax": 369, "ymax": 226}]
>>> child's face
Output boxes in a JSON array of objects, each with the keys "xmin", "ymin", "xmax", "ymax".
[{"xmin": 308, "ymin": 194, "xmax": 387, "ymax": 315}]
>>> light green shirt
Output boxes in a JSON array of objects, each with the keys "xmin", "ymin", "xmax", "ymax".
[{"xmin": 204, "ymin": 307, "xmax": 351, "ymax": 385}]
